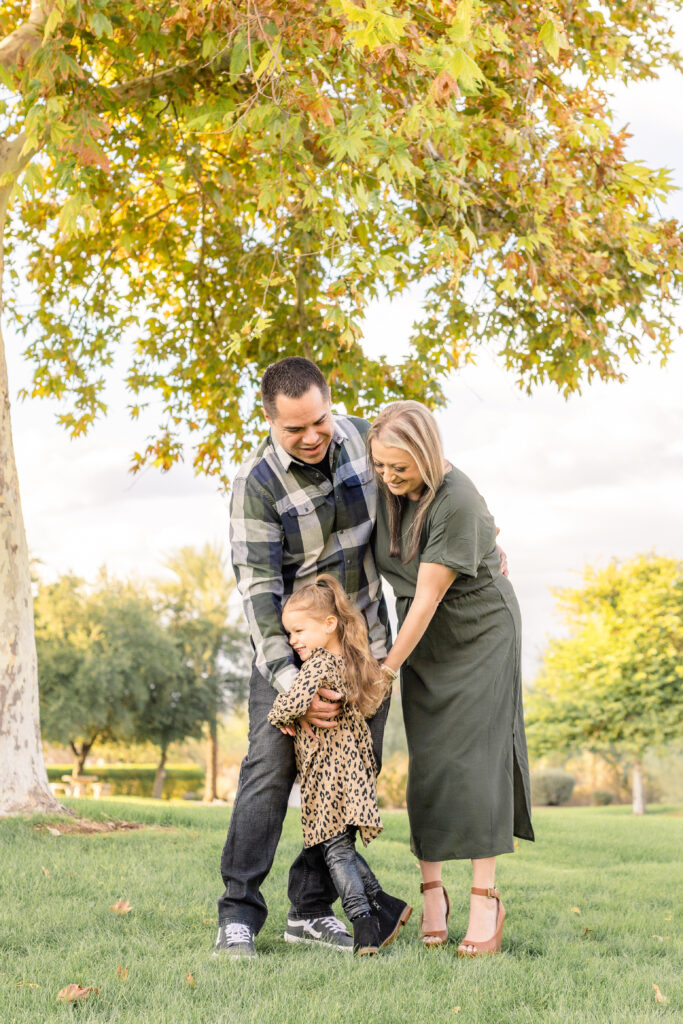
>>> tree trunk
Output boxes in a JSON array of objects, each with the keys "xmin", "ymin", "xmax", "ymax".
[
  {"xmin": 632, "ymin": 758, "xmax": 646, "ymax": 815},
  {"xmin": 153, "ymin": 746, "xmax": 168, "ymax": 799},
  {"xmin": 71, "ymin": 739, "xmax": 94, "ymax": 778},
  {"xmin": 0, "ymin": 142, "xmax": 61, "ymax": 816},
  {"xmin": 203, "ymin": 713, "xmax": 218, "ymax": 802}
]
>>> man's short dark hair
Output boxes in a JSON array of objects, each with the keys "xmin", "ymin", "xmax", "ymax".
[{"xmin": 261, "ymin": 357, "xmax": 330, "ymax": 419}]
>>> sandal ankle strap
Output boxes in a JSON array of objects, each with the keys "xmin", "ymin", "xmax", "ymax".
[
  {"xmin": 420, "ymin": 880, "xmax": 444, "ymax": 893},
  {"xmin": 471, "ymin": 886, "xmax": 500, "ymax": 899}
]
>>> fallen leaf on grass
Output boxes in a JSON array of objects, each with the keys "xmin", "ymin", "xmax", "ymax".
[
  {"xmin": 652, "ymin": 935, "xmax": 665, "ymax": 942},
  {"xmin": 653, "ymin": 984, "xmax": 668, "ymax": 1004},
  {"xmin": 664, "ymin": 913, "xmax": 673, "ymax": 921},
  {"xmin": 513, "ymin": 840, "xmax": 519, "ymax": 849},
  {"xmin": 110, "ymin": 898, "xmax": 132, "ymax": 914},
  {"xmin": 571, "ymin": 906, "xmax": 581, "ymax": 915},
  {"xmin": 116, "ymin": 966, "xmax": 129, "ymax": 980},
  {"xmin": 46, "ymin": 827, "xmax": 61, "ymax": 837},
  {"xmin": 57, "ymin": 984, "xmax": 100, "ymax": 1003},
  {"xmin": 452, "ymin": 1008, "xmax": 461, "ymax": 1014},
  {"xmin": 186, "ymin": 973, "xmax": 195, "ymax": 987},
  {"xmin": 41, "ymin": 866, "xmax": 50, "ymax": 878},
  {"xmin": 581, "ymin": 928, "xmax": 593, "ymax": 936},
  {"xmin": 16, "ymin": 982, "xmax": 40, "ymax": 989}
]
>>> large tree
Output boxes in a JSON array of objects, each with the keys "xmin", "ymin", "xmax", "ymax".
[
  {"xmin": 525, "ymin": 555, "xmax": 683, "ymax": 814},
  {"xmin": 1, "ymin": 1, "xmax": 682, "ymax": 813}
]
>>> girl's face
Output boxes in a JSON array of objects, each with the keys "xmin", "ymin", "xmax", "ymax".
[
  {"xmin": 370, "ymin": 438, "xmax": 425, "ymax": 501},
  {"xmin": 282, "ymin": 605, "xmax": 339, "ymax": 661}
]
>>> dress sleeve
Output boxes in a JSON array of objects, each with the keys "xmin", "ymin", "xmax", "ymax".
[
  {"xmin": 267, "ymin": 650, "xmax": 338, "ymax": 727},
  {"xmin": 419, "ymin": 489, "xmax": 496, "ymax": 578}
]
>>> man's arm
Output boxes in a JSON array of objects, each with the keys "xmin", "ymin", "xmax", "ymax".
[{"xmin": 229, "ymin": 473, "xmax": 298, "ymax": 694}]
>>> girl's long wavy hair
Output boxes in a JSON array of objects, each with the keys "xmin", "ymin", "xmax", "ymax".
[
  {"xmin": 367, "ymin": 401, "xmax": 446, "ymax": 563},
  {"xmin": 283, "ymin": 574, "xmax": 388, "ymax": 718}
]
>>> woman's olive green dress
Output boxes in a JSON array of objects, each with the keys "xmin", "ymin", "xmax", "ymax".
[{"xmin": 374, "ymin": 467, "xmax": 534, "ymax": 861}]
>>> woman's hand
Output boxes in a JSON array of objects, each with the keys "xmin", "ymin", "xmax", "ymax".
[{"xmin": 383, "ymin": 562, "xmax": 457, "ymax": 675}]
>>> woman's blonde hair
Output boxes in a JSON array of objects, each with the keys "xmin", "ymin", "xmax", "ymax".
[
  {"xmin": 367, "ymin": 401, "xmax": 445, "ymax": 563},
  {"xmin": 283, "ymin": 574, "xmax": 388, "ymax": 718}
]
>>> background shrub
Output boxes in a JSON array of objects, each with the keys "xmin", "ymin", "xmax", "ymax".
[
  {"xmin": 531, "ymin": 769, "xmax": 575, "ymax": 806},
  {"xmin": 592, "ymin": 789, "xmax": 615, "ymax": 806}
]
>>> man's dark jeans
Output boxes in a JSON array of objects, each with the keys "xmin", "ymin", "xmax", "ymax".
[
  {"xmin": 217, "ymin": 663, "xmax": 390, "ymax": 934},
  {"xmin": 319, "ymin": 827, "xmax": 381, "ymax": 922}
]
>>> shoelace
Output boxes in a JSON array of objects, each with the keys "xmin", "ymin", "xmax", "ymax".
[
  {"xmin": 315, "ymin": 916, "xmax": 348, "ymax": 934},
  {"xmin": 221, "ymin": 922, "xmax": 252, "ymax": 945}
]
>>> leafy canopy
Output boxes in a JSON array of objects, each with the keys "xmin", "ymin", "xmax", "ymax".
[
  {"xmin": 1, "ymin": 1, "xmax": 682, "ymax": 477},
  {"xmin": 525, "ymin": 555, "xmax": 683, "ymax": 760}
]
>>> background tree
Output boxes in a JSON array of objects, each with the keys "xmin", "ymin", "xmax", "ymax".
[
  {"xmin": 2, "ymin": 1, "xmax": 683, "ymax": 813},
  {"xmin": 525, "ymin": 555, "xmax": 683, "ymax": 814},
  {"xmin": 36, "ymin": 573, "xmax": 182, "ymax": 775},
  {"xmin": 159, "ymin": 543, "xmax": 250, "ymax": 802}
]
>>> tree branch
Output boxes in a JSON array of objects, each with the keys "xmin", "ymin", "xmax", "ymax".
[{"xmin": 0, "ymin": 0, "xmax": 45, "ymax": 72}]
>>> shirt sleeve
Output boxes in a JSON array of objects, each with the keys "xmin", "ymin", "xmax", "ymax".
[
  {"xmin": 267, "ymin": 652, "xmax": 333, "ymax": 727},
  {"xmin": 419, "ymin": 489, "xmax": 496, "ymax": 578},
  {"xmin": 229, "ymin": 471, "xmax": 298, "ymax": 694}
]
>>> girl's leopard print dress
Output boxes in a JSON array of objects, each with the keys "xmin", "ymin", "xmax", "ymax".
[{"xmin": 267, "ymin": 648, "xmax": 383, "ymax": 848}]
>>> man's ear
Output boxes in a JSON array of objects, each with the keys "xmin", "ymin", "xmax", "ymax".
[{"xmin": 263, "ymin": 406, "xmax": 273, "ymax": 427}]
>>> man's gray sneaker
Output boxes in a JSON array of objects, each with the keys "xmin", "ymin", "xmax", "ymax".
[
  {"xmin": 284, "ymin": 915, "xmax": 353, "ymax": 951},
  {"xmin": 213, "ymin": 922, "xmax": 256, "ymax": 959}
]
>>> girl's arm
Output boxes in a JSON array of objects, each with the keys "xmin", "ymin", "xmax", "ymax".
[{"xmin": 382, "ymin": 562, "xmax": 457, "ymax": 674}]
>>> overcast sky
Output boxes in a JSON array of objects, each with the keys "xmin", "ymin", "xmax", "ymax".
[{"xmin": 5, "ymin": 31, "xmax": 683, "ymax": 680}]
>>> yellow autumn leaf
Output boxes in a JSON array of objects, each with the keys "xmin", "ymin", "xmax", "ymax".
[
  {"xmin": 110, "ymin": 898, "xmax": 132, "ymax": 914},
  {"xmin": 571, "ymin": 906, "xmax": 581, "ymax": 915},
  {"xmin": 653, "ymin": 983, "xmax": 668, "ymax": 1004}
]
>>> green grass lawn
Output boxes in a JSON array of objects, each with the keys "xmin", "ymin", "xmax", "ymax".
[{"xmin": 1, "ymin": 800, "xmax": 681, "ymax": 1024}]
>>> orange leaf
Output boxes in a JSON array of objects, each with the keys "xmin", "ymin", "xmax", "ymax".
[
  {"xmin": 41, "ymin": 866, "xmax": 50, "ymax": 877},
  {"xmin": 581, "ymin": 928, "xmax": 593, "ymax": 936},
  {"xmin": 186, "ymin": 973, "xmax": 196, "ymax": 987},
  {"xmin": 571, "ymin": 906, "xmax": 581, "ymax": 915},
  {"xmin": 430, "ymin": 70, "xmax": 460, "ymax": 105},
  {"xmin": 653, "ymin": 984, "xmax": 668, "ymax": 1004},
  {"xmin": 116, "ymin": 966, "xmax": 129, "ymax": 980},
  {"xmin": 110, "ymin": 898, "xmax": 132, "ymax": 914},
  {"xmin": 57, "ymin": 984, "xmax": 100, "ymax": 1003}
]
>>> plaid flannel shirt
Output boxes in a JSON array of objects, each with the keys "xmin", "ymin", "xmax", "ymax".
[{"xmin": 229, "ymin": 414, "xmax": 390, "ymax": 693}]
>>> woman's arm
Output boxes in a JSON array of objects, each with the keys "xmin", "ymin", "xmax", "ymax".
[{"xmin": 382, "ymin": 562, "xmax": 457, "ymax": 674}]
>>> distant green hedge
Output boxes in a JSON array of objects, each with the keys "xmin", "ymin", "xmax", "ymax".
[{"xmin": 47, "ymin": 764, "xmax": 204, "ymax": 799}]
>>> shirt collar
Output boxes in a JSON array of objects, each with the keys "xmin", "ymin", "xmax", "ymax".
[{"xmin": 269, "ymin": 416, "xmax": 349, "ymax": 472}]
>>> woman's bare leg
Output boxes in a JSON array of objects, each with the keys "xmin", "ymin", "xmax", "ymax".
[
  {"xmin": 419, "ymin": 860, "xmax": 448, "ymax": 935},
  {"xmin": 459, "ymin": 857, "xmax": 498, "ymax": 953}
]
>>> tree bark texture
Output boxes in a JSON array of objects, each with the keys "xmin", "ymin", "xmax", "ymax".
[
  {"xmin": 203, "ymin": 716, "xmax": 218, "ymax": 802},
  {"xmin": 631, "ymin": 758, "xmax": 646, "ymax": 815},
  {"xmin": 153, "ymin": 747, "xmax": 168, "ymax": 799}
]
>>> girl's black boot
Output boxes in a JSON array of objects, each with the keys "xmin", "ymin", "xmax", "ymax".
[{"xmin": 352, "ymin": 914, "xmax": 380, "ymax": 955}]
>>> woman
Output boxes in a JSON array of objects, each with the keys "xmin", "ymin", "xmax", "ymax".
[{"xmin": 369, "ymin": 401, "xmax": 534, "ymax": 955}]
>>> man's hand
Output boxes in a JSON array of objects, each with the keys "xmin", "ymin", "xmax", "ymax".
[
  {"xmin": 278, "ymin": 686, "xmax": 343, "ymax": 740},
  {"xmin": 278, "ymin": 686, "xmax": 343, "ymax": 738}
]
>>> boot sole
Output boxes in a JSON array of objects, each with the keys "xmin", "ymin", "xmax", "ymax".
[{"xmin": 381, "ymin": 904, "xmax": 413, "ymax": 948}]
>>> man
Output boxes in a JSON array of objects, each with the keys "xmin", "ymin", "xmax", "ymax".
[{"xmin": 215, "ymin": 357, "xmax": 409, "ymax": 958}]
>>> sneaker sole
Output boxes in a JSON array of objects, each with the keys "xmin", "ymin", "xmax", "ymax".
[
  {"xmin": 380, "ymin": 904, "xmax": 413, "ymax": 948},
  {"xmin": 284, "ymin": 933, "xmax": 352, "ymax": 952}
]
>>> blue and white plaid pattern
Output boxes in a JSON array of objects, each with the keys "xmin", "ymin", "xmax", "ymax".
[{"xmin": 230, "ymin": 415, "xmax": 389, "ymax": 693}]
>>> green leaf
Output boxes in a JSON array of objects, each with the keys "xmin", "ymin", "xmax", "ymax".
[
  {"xmin": 229, "ymin": 33, "xmax": 248, "ymax": 78},
  {"xmin": 89, "ymin": 11, "xmax": 114, "ymax": 38}
]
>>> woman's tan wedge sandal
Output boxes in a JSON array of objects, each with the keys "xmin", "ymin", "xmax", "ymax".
[
  {"xmin": 419, "ymin": 880, "xmax": 451, "ymax": 948},
  {"xmin": 457, "ymin": 886, "xmax": 505, "ymax": 957}
]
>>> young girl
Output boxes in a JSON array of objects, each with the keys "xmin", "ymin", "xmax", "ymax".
[{"xmin": 267, "ymin": 574, "xmax": 411, "ymax": 955}]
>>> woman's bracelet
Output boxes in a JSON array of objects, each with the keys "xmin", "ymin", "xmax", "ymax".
[{"xmin": 381, "ymin": 664, "xmax": 398, "ymax": 682}]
